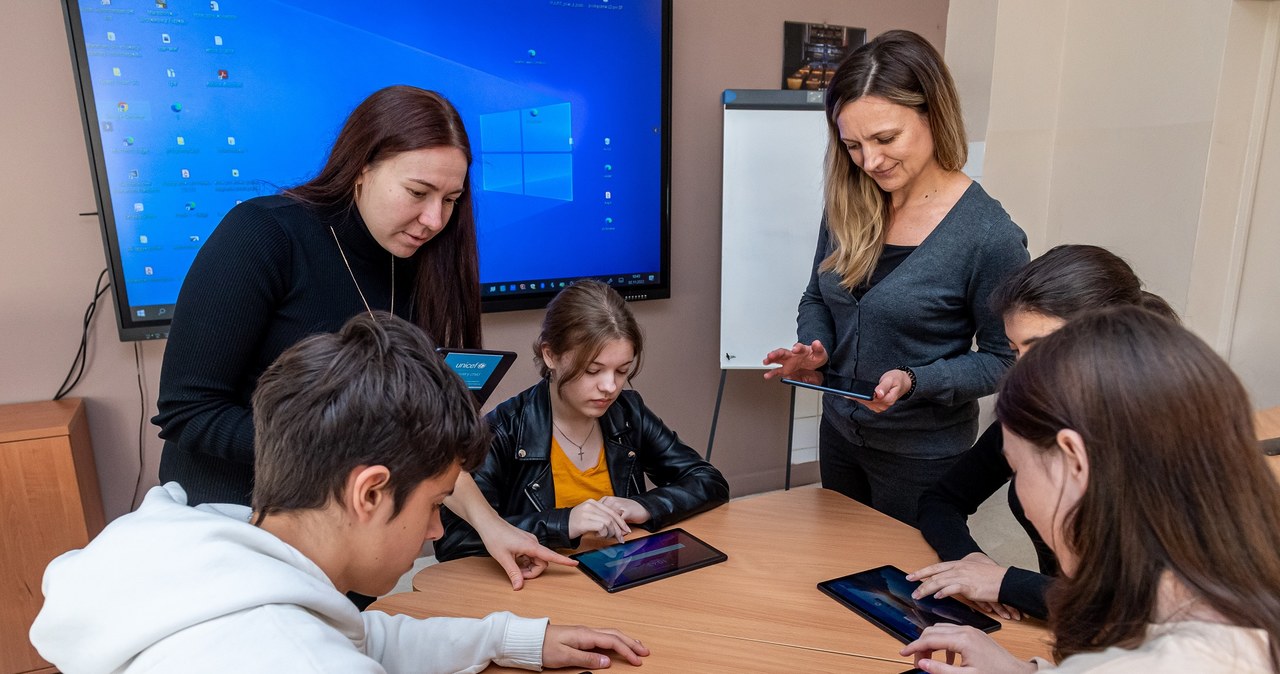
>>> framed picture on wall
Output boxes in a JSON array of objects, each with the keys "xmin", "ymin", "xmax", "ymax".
[{"xmin": 781, "ymin": 22, "xmax": 866, "ymax": 91}]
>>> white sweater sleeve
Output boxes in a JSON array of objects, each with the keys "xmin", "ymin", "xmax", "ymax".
[{"xmin": 361, "ymin": 610, "xmax": 547, "ymax": 674}]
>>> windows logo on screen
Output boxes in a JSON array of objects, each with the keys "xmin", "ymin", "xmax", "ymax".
[{"xmin": 479, "ymin": 103, "xmax": 573, "ymax": 201}]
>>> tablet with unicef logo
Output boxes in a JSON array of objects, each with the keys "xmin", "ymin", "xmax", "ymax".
[{"xmin": 435, "ymin": 348, "xmax": 517, "ymax": 405}]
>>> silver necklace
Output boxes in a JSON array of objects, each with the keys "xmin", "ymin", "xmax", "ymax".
[
  {"xmin": 553, "ymin": 419, "xmax": 594, "ymax": 461},
  {"xmin": 329, "ymin": 226, "xmax": 392, "ymax": 319}
]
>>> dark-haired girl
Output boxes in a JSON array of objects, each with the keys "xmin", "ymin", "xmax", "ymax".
[{"xmin": 910, "ymin": 245, "xmax": 1178, "ymax": 621}]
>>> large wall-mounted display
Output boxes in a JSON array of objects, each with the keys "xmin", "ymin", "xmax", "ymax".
[{"xmin": 63, "ymin": 0, "xmax": 672, "ymax": 340}]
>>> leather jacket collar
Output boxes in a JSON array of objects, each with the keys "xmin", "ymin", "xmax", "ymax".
[{"xmin": 510, "ymin": 380, "xmax": 642, "ymax": 505}]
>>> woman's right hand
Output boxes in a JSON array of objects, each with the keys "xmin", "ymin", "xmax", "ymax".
[
  {"xmin": 901, "ymin": 624, "xmax": 1036, "ymax": 674},
  {"xmin": 568, "ymin": 499, "xmax": 632, "ymax": 543},
  {"xmin": 447, "ymin": 472, "xmax": 577, "ymax": 590},
  {"xmin": 473, "ymin": 517, "xmax": 578, "ymax": 590},
  {"xmin": 762, "ymin": 340, "xmax": 829, "ymax": 380}
]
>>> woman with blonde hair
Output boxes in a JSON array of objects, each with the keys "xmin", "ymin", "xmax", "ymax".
[{"xmin": 764, "ymin": 30, "xmax": 1028, "ymax": 524}]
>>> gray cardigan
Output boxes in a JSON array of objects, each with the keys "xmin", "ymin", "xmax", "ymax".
[{"xmin": 798, "ymin": 182, "xmax": 1028, "ymax": 459}]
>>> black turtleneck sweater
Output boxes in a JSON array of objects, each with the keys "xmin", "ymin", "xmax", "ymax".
[{"xmin": 154, "ymin": 195, "xmax": 418, "ymax": 506}]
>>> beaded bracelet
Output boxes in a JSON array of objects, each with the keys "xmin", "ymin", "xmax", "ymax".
[{"xmin": 895, "ymin": 366, "xmax": 917, "ymax": 400}]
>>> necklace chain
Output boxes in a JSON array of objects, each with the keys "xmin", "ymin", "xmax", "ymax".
[
  {"xmin": 330, "ymin": 226, "xmax": 393, "ymax": 320},
  {"xmin": 552, "ymin": 419, "xmax": 594, "ymax": 461}
]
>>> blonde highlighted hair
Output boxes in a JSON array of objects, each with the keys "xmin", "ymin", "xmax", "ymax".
[{"xmin": 821, "ymin": 30, "xmax": 967, "ymax": 289}]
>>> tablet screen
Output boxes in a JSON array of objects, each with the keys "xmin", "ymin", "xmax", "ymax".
[
  {"xmin": 436, "ymin": 348, "xmax": 516, "ymax": 404},
  {"xmin": 571, "ymin": 528, "xmax": 727, "ymax": 592},
  {"xmin": 817, "ymin": 565, "xmax": 1001, "ymax": 643}
]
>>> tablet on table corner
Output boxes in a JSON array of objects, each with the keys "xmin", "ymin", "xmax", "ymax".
[{"xmin": 570, "ymin": 528, "xmax": 727, "ymax": 593}]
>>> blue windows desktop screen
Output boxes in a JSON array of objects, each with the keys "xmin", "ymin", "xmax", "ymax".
[{"xmin": 65, "ymin": 0, "xmax": 670, "ymax": 339}]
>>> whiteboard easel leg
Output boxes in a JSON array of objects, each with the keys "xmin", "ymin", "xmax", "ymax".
[
  {"xmin": 706, "ymin": 369, "xmax": 727, "ymax": 461},
  {"xmin": 785, "ymin": 385, "xmax": 796, "ymax": 490}
]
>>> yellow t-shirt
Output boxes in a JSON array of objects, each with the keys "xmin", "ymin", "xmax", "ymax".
[{"xmin": 550, "ymin": 436, "xmax": 614, "ymax": 508}]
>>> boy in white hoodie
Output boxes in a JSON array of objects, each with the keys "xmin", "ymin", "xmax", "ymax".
[{"xmin": 30, "ymin": 313, "xmax": 649, "ymax": 673}]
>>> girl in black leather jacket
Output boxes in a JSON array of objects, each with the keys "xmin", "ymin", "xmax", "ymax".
[{"xmin": 436, "ymin": 281, "xmax": 729, "ymax": 560}]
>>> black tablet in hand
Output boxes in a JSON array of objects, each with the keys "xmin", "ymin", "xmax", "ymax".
[
  {"xmin": 570, "ymin": 528, "xmax": 727, "ymax": 593},
  {"xmin": 818, "ymin": 565, "xmax": 1001, "ymax": 643},
  {"xmin": 435, "ymin": 348, "xmax": 516, "ymax": 405},
  {"xmin": 781, "ymin": 371, "xmax": 877, "ymax": 401}
]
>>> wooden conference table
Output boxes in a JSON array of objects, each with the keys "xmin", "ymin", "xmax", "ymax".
[
  {"xmin": 372, "ymin": 488, "xmax": 1051, "ymax": 672},
  {"xmin": 1258, "ymin": 406, "xmax": 1280, "ymax": 440}
]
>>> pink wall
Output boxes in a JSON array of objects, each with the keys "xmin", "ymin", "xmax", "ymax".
[{"xmin": 0, "ymin": 0, "xmax": 948, "ymax": 520}]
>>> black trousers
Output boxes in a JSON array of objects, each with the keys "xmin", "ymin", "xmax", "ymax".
[{"xmin": 818, "ymin": 414, "xmax": 961, "ymax": 527}]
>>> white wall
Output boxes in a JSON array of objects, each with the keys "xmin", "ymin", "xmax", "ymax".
[
  {"xmin": 1225, "ymin": 3, "xmax": 1280, "ymax": 408},
  {"xmin": 985, "ymin": 0, "xmax": 1228, "ymax": 289},
  {"xmin": 944, "ymin": 0, "xmax": 998, "ymax": 143},
  {"xmin": 976, "ymin": 0, "xmax": 1280, "ymax": 407}
]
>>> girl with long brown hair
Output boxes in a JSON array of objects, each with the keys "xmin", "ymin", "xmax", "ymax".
[{"xmin": 902, "ymin": 307, "xmax": 1280, "ymax": 672}]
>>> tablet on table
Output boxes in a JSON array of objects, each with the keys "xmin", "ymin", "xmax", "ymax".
[
  {"xmin": 571, "ymin": 528, "xmax": 727, "ymax": 593},
  {"xmin": 817, "ymin": 564, "xmax": 1001, "ymax": 643}
]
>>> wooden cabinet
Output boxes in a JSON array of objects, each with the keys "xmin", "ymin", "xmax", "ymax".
[{"xmin": 0, "ymin": 398, "xmax": 104, "ymax": 674}]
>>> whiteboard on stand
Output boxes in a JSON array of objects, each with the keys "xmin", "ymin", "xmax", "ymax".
[{"xmin": 719, "ymin": 89, "xmax": 829, "ymax": 370}]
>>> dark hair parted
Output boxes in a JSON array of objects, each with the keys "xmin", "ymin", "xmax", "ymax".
[
  {"xmin": 251, "ymin": 312, "xmax": 489, "ymax": 521},
  {"xmin": 991, "ymin": 244, "xmax": 1177, "ymax": 323},
  {"xmin": 996, "ymin": 307, "xmax": 1280, "ymax": 667},
  {"xmin": 534, "ymin": 280, "xmax": 643, "ymax": 392},
  {"xmin": 820, "ymin": 29, "xmax": 968, "ymax": 289},
  {"xmin": 285, "ymin": 85, "xmax": 481, "ymax": 348}
]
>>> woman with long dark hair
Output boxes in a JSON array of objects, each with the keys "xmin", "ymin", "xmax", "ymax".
[
  {"xmin": 902, "ymin": 307, "xmax": 1280, "ymax": 672},
  {"xmin": 910, "ymin": 245, "xmax": 1176, "ymax": 621},
  {"xmin": 155, "ymin": 86, "xmax": 565, "ymax": 589}
]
